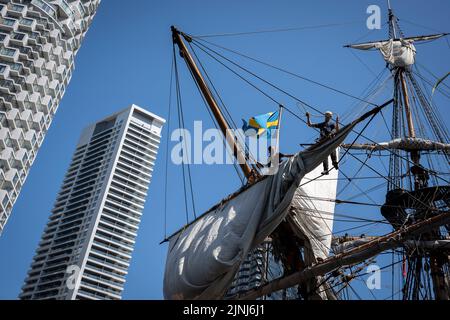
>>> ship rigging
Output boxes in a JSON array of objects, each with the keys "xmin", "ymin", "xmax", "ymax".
[{"xmin": 161, "ymin": 3, "xmax": 449, "ymax": 300}]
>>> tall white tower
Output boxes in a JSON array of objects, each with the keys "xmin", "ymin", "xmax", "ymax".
[
  {"xmin": 20, "ymin": 105, "xmax": 165, "ymax": 300},
  {"xmin": 0, "ymin": 0, "xmax": 101, "ymax": 234}
]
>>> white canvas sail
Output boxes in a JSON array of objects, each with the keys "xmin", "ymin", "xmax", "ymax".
[
  {"xmin": 163, "ymin": 126, "xmax": 354, "ymax": 299},
  {"xmin": 342, "ymin": 137, "xmax": 450, "ymax": 152},
  {"xmin": 162, "ymin": 104, "xmax": 389, "ymax": 300},
  {"xmin": 349, "ymin": 39, "xmax": 416, "ymax": 67},
  {"xmin": 345, "ymin": 33, "xmax": 448, "ymax": 68},
  {"xmin": 289, "ymin": 152, "xmax": 339, "ymax": 262},
  {"xmin": 286, "ymin": 155, "xmax": 339, "ymax": 300}
]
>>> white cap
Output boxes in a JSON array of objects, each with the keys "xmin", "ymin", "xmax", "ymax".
[{"xmin": 325, "ymin": 111, "xmax": 333, "ymax": 116}]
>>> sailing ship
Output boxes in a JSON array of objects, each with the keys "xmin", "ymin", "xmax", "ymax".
[{"xmin": 161, "ymin": 3, "xmax": 450, "ymax": 300}]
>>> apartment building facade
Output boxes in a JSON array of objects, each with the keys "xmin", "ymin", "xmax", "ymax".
[{"xmin": 20, "ymin": 105, "xmax": 165, "ymax": 300}]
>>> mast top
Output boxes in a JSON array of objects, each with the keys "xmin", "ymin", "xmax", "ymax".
[
  {"xmin": 387, "ymin": 0, "xmax": 399, "ymax": 39},
  {"xmin": 387, "ymin": 0, "xmax": 393, "ymax": 11},
  {"xmin": 171, "ymin": 26, "xmax": 255, "ymax": 180}
]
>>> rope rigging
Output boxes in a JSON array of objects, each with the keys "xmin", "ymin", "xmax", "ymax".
[
  {"xmin": 166, "ymin": 22, "xmax": 450, "ymax": 300},
  {"xmin": 191, "ymin": 38, "xmax": 348, "ymax": 118},
  {"xmin": 347, "ymin": 48, "xmax": 379, "ymax": 77},
  {"xmin": 173, "ymin": 43, "xmax": 197, "ymax": 222},
  {"xmin": 163, "ymin": 56, "xmax": 174, "ymax": 239},
  {"xmin": 337, "ymin": 150, "xmax": 377, "ymax": 199},
  {"xmin": 190, "ymin": 37, "xmax": 380, "ymax": 107},
  {"xmin": 416, "ymin": 62, "xmax": 450, "ymax": 93},
  {"xmin": 187, "ymin": 42, "xmax": 261, "ymax": 172},
  {"xmin": 185, "ymin": 32, "xmax": 450, "ymax": 208},
  {"xmin": 189, "ymin": 37, "xmax": 429, "ymax": 184},
  {"xmin": 191, "ymin": 21, "xmax": 365, "ymax": 38}
]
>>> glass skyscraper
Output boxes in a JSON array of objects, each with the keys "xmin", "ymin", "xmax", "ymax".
[{"xmin": 20, "ymin": 105, "xmax": 165, "ymax": 300}]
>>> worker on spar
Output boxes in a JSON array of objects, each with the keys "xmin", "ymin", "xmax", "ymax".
[{"xmin": 306, "ymin": 111, "xmax": 339, "ymax": 175}]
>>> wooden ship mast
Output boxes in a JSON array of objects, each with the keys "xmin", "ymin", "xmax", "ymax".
[
  {"xmin": 343, "ymin": 2, "xmax": 450, "ymax": 300},
  {"xmin": 166, "ymin": 2, "xmax": 449, "ymax": 300}
]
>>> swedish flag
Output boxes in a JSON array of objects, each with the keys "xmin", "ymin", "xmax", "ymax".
[{"xmin": 242, "ymin": 110, "xmax": 280, "ymax": 138}]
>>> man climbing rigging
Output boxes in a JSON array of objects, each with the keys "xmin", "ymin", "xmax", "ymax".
[{"xmin": 306, "ymin": 111, "xmax": 339, "ymax": 175}]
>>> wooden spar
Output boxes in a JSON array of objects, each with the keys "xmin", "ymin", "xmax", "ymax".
[
  {"xmin": 160, "ymin": 100, "xmax": 394, "ymax": 244},
  {"xmin": 233, "ymin": 208, "xmax": 450, "ymax": 300},
  {"xmin": 399, "ymin": 70, "xmax": 416, "ymax": 139},
  {"xmin": 398, "ymin": 69, "xmax": 448, "ymax": 298},
  {"xmin": 343, "ymin": 33, "xmax": 449, "ymax": 49},
  {"xmin": 342, "ymin": 7, "xmax": 449, "ymax": 300},
  {"xmin": 171, "ymin": 26, "xmax": 254, "ymax": 179},
  {"xmin": 341, "ymin": 140, "xmax": 450, "ymax": 152},
  {"xmin": 332, "ymin": 236, "xmax": 450, "ymax": 253}
]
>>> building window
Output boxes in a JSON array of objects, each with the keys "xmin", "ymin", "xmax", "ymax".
[
  {"xmin": 19, "ymin": 18, "xmax": 33, "ymax": 26},
  {"xmin": 0, "ymin": 47, "xmax": 16, "ymax": 57},
  {"xmin": 32, "ymin": 0, "xmax": 57, "ymax": 19},
  {"xmin": 29, "ymin": 32, "xmax": 38, "ymax": 40},
  {"xmin": 10, "ymin": 4, "xmax": 25, "ymax": 13},
  {"xmin": 2, "ymin": 18, "xmax": 16, "ymax": 27},
  {"xmin": 5, "ymin": 137, "xmax": 13, "ymax": 148},
  {"xmin": 12, "ymin": 33, "xmax": 25, "ymax": 41},
  {"xmin": 2, "ymin": 194, "xmax": 9, "ymax": 208},
  {"xmin": 9, "ymin": 63, "xmax": 22, "ymax": 71}
]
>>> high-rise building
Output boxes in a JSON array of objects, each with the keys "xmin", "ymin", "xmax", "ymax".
[
  {"xmin": 226, "ymin": 240, "xmax": 299, "ymax": 300},
  {"xmin": 0, "ymin": 0, "xmax": 101, "ymax": 234},
  {"xmin": 20, "ymin": 105, "xmax": 165, "ymax": 300},
  {"xmin": 226, "ymin": 244, "xmax": 266, "ymax": 298}
]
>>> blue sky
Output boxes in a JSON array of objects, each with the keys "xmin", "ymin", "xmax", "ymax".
[{"xmin": 0, "ymin": 0, "xmax": 449, "ymax": 299}]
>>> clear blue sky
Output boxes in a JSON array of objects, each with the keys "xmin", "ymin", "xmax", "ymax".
[{"xmin": 0, "ymin": 0, "xmax": 449, "ymax": 299}]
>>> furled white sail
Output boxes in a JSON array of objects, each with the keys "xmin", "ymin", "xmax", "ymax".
[
  {"xmin": 342, "ymin": 137, "xmax": 450, "ymax": 152},
  {"xmin": 332, "ymin": 237, "xmax": 450, "ymax": 254},
  {"xmin": 288, "ymin": 153, "xmax": 339, "ymax": 262},
  {"xmin": 404, "ymin": 33, "xmax": 449, "ymax": 43},
  {"xmin": 163, "ymin": 123, "xmax": 355, "ymax": 300},
  {"xmin": 345, "ymin": 33, "xmax": 448, "ymax": 68},
  {"xmin": 286, "ymin": 156, "xmax": 339, "ymax": 300},
  {"xmin": 349, "ymin": 39, "xmax": 416, "ymax": 67}
]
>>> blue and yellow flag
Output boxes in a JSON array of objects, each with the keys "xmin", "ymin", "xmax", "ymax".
[{"xmin": 242, "ymin": 110, "xmax": 280, "ymax": 138}]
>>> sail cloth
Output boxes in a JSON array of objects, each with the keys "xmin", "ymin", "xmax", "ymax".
[
  {"xmin": 288, "ymin": 153, "xmax": 339, "ymax": 262},
  {"xmin": 342, "ymin": 137, "xmax": 450, "ymax": 152},
  {"xmin": 285, "ymin": 157, "xmax": 339, "ymax": 300},
  {"xmin": 404, "ymin": 33, "xmax": 450, "ymax": 43},
  {"xmin": 346, "ymin": 33, "xmax": 449, "ymax": 68},
  {"xmin": 163, "ymin": 106, "xmax": 382, "ymax": 300},
  {"xmin": 332, "ymin": 238, "xmax": 450, "ymax": 254},
  {"xmin": 348, "ymin": 39, "xmax": 416, "ymax": 67}
]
